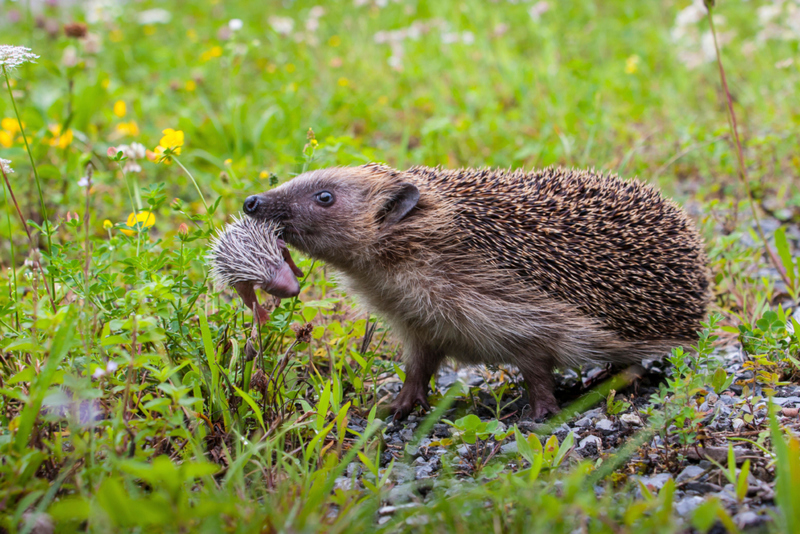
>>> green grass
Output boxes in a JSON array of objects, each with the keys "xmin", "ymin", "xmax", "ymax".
[{"xmin": 1, "ymin": 0, "xmax": 799, "ymax": 532}]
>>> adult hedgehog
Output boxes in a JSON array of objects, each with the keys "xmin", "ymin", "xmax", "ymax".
[{"xmin": 243, "ymin": 164, "xmax": 710, "ymax": 419}]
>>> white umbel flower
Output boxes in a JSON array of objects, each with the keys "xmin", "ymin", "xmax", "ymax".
[
  {"xmin": 0, "ymin": 45, "xmax": 39, "ymax": 71},
  {"xmin": 0, "ymin": 158, "xmax": 13, "ymax": 175}
]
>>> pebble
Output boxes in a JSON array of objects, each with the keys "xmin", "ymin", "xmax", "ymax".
[
  {"xmin": 500, "ymin": 441, "xmax": 518, "ymax": 455},
  {"xmin": 578, "ymin": 435, "xmax": 602, "ymax": 450},
  {"xmin": 595, "ymin": 418, "xmax": 615, "ymax": 434},
  {"xmin": 675, "ymin": 496, "xmax": 705, "ymax": 516},
  {"xmin": 620, "ymin": 413, "xmax": 642, "ymax": 426},
  {"xmin": 732, "ymin": 418, "xmax": 746, "ymax": 431},
  {"xmin": 676, "ymin": 465, "xmax": 705, "ymax": 483},
  {"xmin": 733, "ymin": 511, "xmax": 763, "ymax": 528},
  {"xmin": 771, "ymin": 396, "xmax": 800, "ymax": 406},
  {"xmin": 574, "ymin": 417, "xmax": 592, "ymax": 428},
  {"xmin": 638, "ymin": 473, "xmax": 672, "ymax": 492}
]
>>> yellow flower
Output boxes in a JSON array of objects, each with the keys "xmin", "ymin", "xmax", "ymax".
[
  {"xmin": 159, "ymin": 128, "xmax": 184, "ymax": 154},
  {"xmin": 224, "ymin": 158, "xmax": 232, "ymax": 166},
  {"xmin": 186, "ymin": 28, "xmax": 198, "ymax": 42},
  {"xmin": 121, "ymin": 211, "xmax": 156, "ymax": 236},
  {"xmin": 103, "ymin": 219, "xmax": 113, "ymax": 229},
  {"xmin": 377, "ymin": 96, "xmax": 389, "ymax": 105},
  {"xmin": 185, "ymin": 80, "xmax": 197, "ymax": 92},
  {"xmin": 0, "ymin": 131, "xmax": 11, "ymax": 148},
  {"xmin": 152, "ymin": 145, "xmax": 171, "ymax": 164},
  {"xmin": 116, "ymin": 121, "xmax": 139, "ymax": 137},
  {"xmin": 48, "ymin": 125, "xmax": 74, "ymax": 149},
  {"xmin": 113, "ymin": 100, "xmax": 127, "ymax": 118},
  {"xmin": 337, "ymin": 77, "xmax": 349, "ymax": 87},
  {"xmin": 200, "ymin": 46, "xmax": 223, "ymax": 62},
  {"xmin": 625, "ymin": 55, "xmax": 640, "ymax": 74},
  {"xmin": 309, "ymin": 139, "xmax": 318, "ymax": 148},
  {"xmin": 259, "ymin": 170, "xmax": 268, "ymax": 179},
  {"xmin": 328, "ymin": 35, "xmax": 341, "ymax": 47},
  {"xmin": 285, "ymin": 63, "xmax": 296, "ymax": 73},
  {"xmin": 1, "ymin": 118, "xmax": 20, "ymax": 134},
  {"xmin": 109, "ymin": 29, "xmax": 124, "ymax": 43},
  {"xmin": 143, "ymin": 25, "xmax": 156, "ymax": 36},
  {"xmin": 101, "ymin": 78, "xmax": 111, "ymax": 89}
]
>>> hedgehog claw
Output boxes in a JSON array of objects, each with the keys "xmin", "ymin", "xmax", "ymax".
[{"xmin": 390, "ymin": 388, "xmax": 431, "ymax": 421}]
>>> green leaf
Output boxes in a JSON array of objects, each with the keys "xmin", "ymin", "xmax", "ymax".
[
  {"xmin": 775, "ymin": 227, "xmax": 797, "ymax": 284},
  {"xmin": 553, "ymin": 431, "xmax": 574, "ymax": 468},
  {"xmin": 233, "ymin": 384, "xmax": 266, "ymax": 433},
  {"xmin": 736, "ymin": 459, "xmax": 750, "ymax": 501},
  {"xmin": 15, "ymin": 310, "xmax": 77, "ymax": 453}
]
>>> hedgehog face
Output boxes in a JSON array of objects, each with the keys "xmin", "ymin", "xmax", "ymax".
[{"xmin": 243, "ymin": 167, "xmax": 420, "ymax": 269}]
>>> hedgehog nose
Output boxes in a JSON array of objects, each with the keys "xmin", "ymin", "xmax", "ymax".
[{"xmin": 243, "ymin": 195, "xmax": 261, "ymax": 215}]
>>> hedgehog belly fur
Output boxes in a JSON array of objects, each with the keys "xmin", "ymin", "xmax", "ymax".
[{"xmin": 338, "ymin": 262, "xmax": 678, "ymax": 373}]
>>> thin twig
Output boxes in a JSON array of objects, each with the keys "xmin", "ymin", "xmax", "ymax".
[{"xmin": 705, "ymin": 2, "xmax": 793, "ymax": 291}]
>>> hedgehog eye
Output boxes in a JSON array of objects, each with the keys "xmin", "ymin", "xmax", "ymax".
[{"xmin": 314, "ymin": 190, "xmax": 335, "ymax": 207}]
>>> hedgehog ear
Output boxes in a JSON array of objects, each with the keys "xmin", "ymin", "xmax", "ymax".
[{"xmin": 381, "ymin": 183, "xmax": 419, "ymax": 227}]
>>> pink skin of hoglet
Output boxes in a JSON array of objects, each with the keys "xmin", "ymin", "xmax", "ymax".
[{"xmin": 232, "ymin": 239, "xmax": 304, "ymax": 324}]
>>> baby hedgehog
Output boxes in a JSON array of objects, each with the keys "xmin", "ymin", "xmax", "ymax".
[
  {"xmin": 242, "ymin": 164, "xmax": 710, "ymax": 419},
  {"xmin": 208, "ymin": 215, "xmax": 304, "ymax": 322}
]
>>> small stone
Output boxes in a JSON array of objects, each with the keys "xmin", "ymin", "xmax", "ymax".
[
  {"xmin": 719, "ymin": 395, "xmax": 737, "ymax": 405},
  {"xmin": 333, "ymin": 477, "xmax": 353, "ymax": 491},
  {"xmin": 347, "ymin": 463, "xmax": 362, "ymax": 477},
  {"xmin": 732, "ymin": 418, "xmax": 745, "ymax": 431},
  {"xmin": 574, "ymin": 417, "xmax": 592, "ymax": 428},
  {"xmin": 595, "ymin": 418, "xmax": 615, "ymax": 433},
  {"xmin": 579, "ymin": 435, "xmax": 602, "ymax": 450},
  {"xmin": 773, "ymin": 396, "xmax": 800, "ymax": 406},
  {"xmin": 782, "ymin": 407, "xmax": 799, "ymax": 417},
  {"xmin": 638, "ymin": 473, "xmax": 672, "ymax": 492},
  {"xmin": 676, "ymin": 465, "xmax": 705, "ymax": 483},
  {"xmin": 675, "ymin": 496, "xmax": 704, "ymax": 516},
  {"xmin": 620, "ymin": 413, "xmax": 642, "ymax": 426},
  {"xmin": 500, "ymin": 441, "xmax": 518, "ymax": 455},
  {"xmin": 415, "ymin": 464, "xmax": 434, "ymax": 479},
  {"xmin": 457, "ymin": 444, "xmax": 470, "ymax": 457},
  {"xmin": 733, "ymin": 511, "xmax": 762, "ymax": 529}
]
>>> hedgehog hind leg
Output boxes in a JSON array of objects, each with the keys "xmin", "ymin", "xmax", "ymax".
[
  {"xmin": 519, "ymin": 362, "xmax": 560, "ymax": 420},
  {"xmin": 390, "ymin": 346, "xmax": 444, "ymax": 421}
]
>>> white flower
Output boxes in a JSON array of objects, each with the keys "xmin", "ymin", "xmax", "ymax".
[
  {"xmin": 269, "ymin": 16, "xmax": 295, "ymax": 36},
  {"xmin": 117, "ymin": 142, "xmax": 145, "ymax": 173},
  {"xmin": 0, "ymin": 158, "xmax": 13, "ymax": 175},
  {"xmin": 78, "ymin": 175, "xmax": 92, "ymax": 187},
  {"xmin": 0, "ymin": 45, "xmax": 39, "ymax": 71},
  {"xmin": 106, "ymin": 360, "xmax": 119, "ymax": 373},
  {"xmin": 229, "ymin": 18, "xmax": 244, "ymax": 31},
  {"xmin": 92, "ymin": 367, "xmax": 106, "ymax": 379},
  {"xmin": 138, "ymin": 9, "xmax": 172, "ymax": 25},
  {"xmin": 529, "ymin": 1, "xmax": 550, "ymax": 22},
  {"xmin": 675, "ymin": 1, "xmax": 706, "ymax": 29}
]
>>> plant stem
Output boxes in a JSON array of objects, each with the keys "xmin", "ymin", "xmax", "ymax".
[
  {"xmin": 3, "ymin": 65, "xmax": 56, "ymax": 298},
  {"xmin": 173, "ymin": 157, "xmax": 214, "ymax": 232},
  {"xmin": 705, "ymin": 6, "xmax": 792, "ymax": 290},
  {"xmin": 2, "ymin": 176, "xmax": 19, "ymax": 329},
  {"xmin": 1, "ymin": 166, "xmax": 56, "ymax": 311}
]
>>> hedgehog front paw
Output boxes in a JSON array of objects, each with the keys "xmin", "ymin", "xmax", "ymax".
[
  {"xmin": 390, "ymin": 386, "xmax": 431, "ymax": 421},
  {"xmin": 530, "ymin": 395, "xmax": 560, "ymax": 420}
]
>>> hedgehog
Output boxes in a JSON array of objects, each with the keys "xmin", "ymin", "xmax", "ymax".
[
  {"xmin": 208, "ymin": 215, "xmax": 304, "ymax": 323},
  {"xmin": 241, "ymin": 164, "xmax": 710, "ymax": 419}
]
